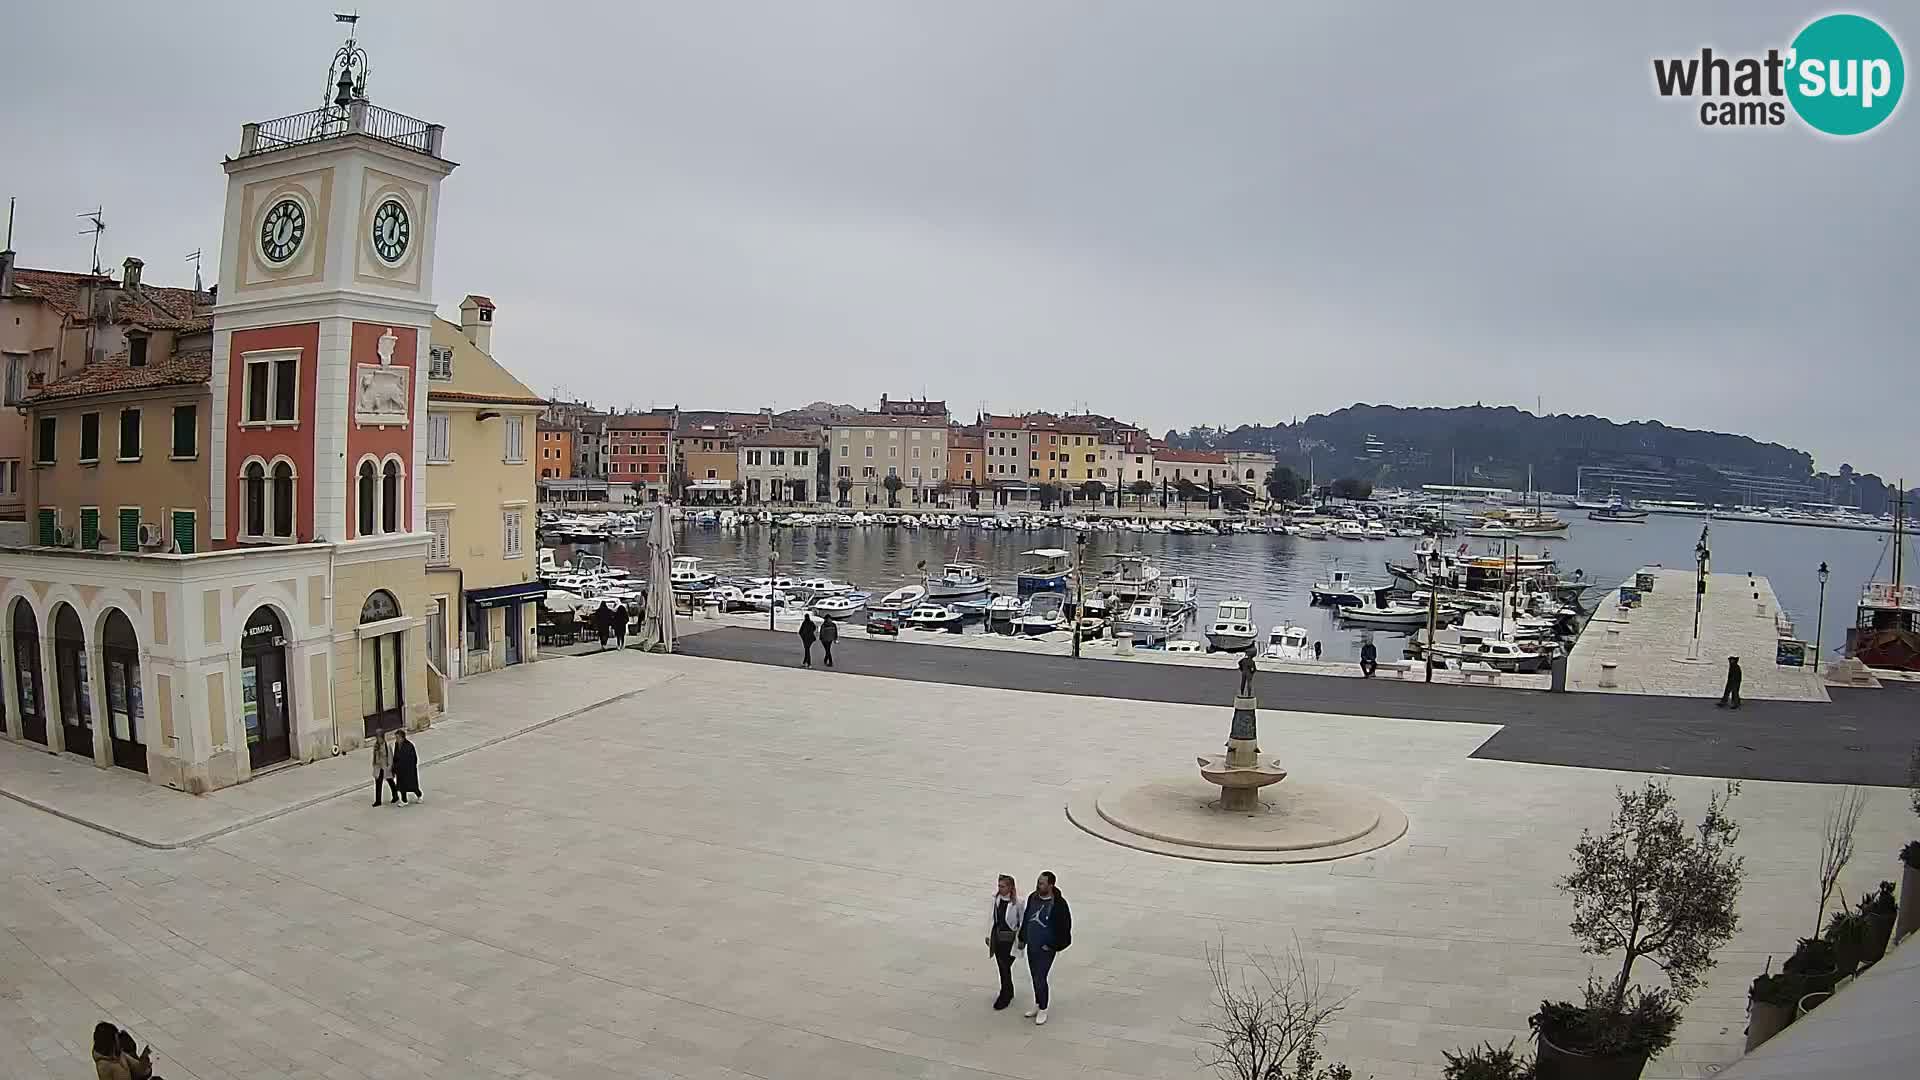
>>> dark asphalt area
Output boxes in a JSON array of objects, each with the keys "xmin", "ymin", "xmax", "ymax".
[{"xmin": 677, "ymin": 627, "xmax": 1918, "ymax": 786}]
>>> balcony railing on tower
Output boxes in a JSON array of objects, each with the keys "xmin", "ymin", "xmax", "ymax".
[{"xmin": 240, "ymin": 102, "xmax": 445, "ymax": 158}]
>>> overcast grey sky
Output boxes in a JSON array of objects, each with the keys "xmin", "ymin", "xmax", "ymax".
[{"xmin": 4, "ymin": 3, "xmax": 1913, "ymax": 474}]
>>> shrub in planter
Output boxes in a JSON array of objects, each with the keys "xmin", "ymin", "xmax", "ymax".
[
  {"xmin": 1443, "ymin": 1040, "xmax": 1536, "ymax": 1080},
  {"xmin": 1783, "ymin": 937, "xmax": 1841, "ymax": 995},
  {"xmin": 1898, "ymin": 842, "xmax": 1920, "ymax": 944},
  {"xmin": 1822, "ymin": 908, "xmax": 1870, "ymax": 977},
  {"xmin": 1857, "ymin": 882, "xmax": 1897, "ymax": 963},
  {"xmin": 1745, "ymin": 972, "xmax": 1804, "ymax": 1052},
  {"xmin": 1532, "ymin": 781, "xmax": 1742, "ymax": 1080}
]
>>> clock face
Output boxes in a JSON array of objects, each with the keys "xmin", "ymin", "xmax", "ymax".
[
  {"xmin": 259, "ymin": 199, "xmax": 306, "ymax": 264},
  {"xmin": 371, "ymin": 198, "xmax": 411, "ymax": 264}
]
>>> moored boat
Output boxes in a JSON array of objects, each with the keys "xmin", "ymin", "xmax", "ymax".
[
  {"xmin": 1015, "ymin": 548, "xmax": 1074, "ymax": 593},
  {"xmin": 925, "ymin": 562, "xmax": 992, "ymax": 599},
  {"xmin": 1204, "ymin": 597, "xmax": 1257, "ymax": 653},
  {"xmin": 906, "ymin": 604, "xmax": 964, "ymax": 630},
  {"xmin": 1264, "ymin": 625, "xmax": 1313, "ymax": 661},
  {"xmin": 869, "ymin": 584, "xmax": 927, "ymax": 613}
]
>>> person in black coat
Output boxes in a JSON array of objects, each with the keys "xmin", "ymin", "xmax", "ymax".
[
  {"xmin": 1718, "ymin": 655, "xmax": 1743, "ymax": 709},
  {"xmin": 1017, "ymin": 871, "xmax": 1072, "ymax": 1025},
  {"xmin": 818, "ymin": 615, "xmax": 838, "ymax": 668},
  {"xmin": 798, "ymin": 614, "xmax": 817, "ymax": 667},
  {"xmin": 593, "ymin": 602, "xmax": 613, "ymax": 650},
  {"xmin": 1359, "ymin": 640, "xmax": 1378, "ymax": 677},
  {"xmin": 388, "ymin": 728, "xmax": 421, "ymax": 804}
]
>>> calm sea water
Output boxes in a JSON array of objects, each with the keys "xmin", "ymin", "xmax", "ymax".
[{"xmin": 553, "ymin": 514, "xmax": 1903, "ymax": 663}]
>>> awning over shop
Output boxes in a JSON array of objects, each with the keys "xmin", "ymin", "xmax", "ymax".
[{"xmin": 466, "ymin": 580, "xmax": 547, "ymax": 609}]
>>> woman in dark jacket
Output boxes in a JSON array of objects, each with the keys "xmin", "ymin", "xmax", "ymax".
[
  {"xmin": 389, "ymin": 729, "xmax": 421, "ymax": 804},
  {"xmin": 1017, "ymin": 871, "xmax": 1072, "ymax": 1025},
  {"xmin": 985, "ymin": 874, "xmax": 1025, "ymax": 1011}
]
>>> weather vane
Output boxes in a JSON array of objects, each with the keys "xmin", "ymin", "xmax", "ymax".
[{"xmin": 323, "ymin": 11, "xmax": 371, "ymax": 113}]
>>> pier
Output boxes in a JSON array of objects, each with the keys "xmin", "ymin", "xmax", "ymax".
[{"xmin": 1566, "ymin": 567, "xmax": 1828, "ymax": 701}]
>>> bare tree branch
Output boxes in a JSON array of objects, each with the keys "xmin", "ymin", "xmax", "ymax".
[{"xmin": 1816, "ymin": 785, "xmax": 1868, "ymax": 935}]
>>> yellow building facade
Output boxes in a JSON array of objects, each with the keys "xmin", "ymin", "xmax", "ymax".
[{"xmin": 425, "ymin": 304, "xmax": 545, "ymax": 682}]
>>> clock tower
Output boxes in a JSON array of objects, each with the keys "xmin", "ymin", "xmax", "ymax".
[{"xmin": 210, "ymin": 19, "xmax": 455, "ymax": 548}]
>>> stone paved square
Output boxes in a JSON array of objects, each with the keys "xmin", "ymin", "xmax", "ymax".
[{"xmin": 1, "ymin": 650, "xmax": 1912, "ymax": 1079}]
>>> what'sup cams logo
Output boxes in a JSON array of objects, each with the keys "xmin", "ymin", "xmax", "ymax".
[{"xmin": 1654, "ymin": 12, "xmax": 1904, "ymax": 135}]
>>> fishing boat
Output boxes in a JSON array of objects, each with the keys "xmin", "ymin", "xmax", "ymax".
[
  {"xmin": 1337, "ymin": 597, "xmax": 1436, "ymax": 628},
  {"xmin": 1118, "ymin": 597, "xmax": 1181, "ymax": 643},
  {"xmin": 1845, "ymin": 489, "xmax": 1920, "ymax": 671},
  {"xmin": 1309, "ymin": 568, "xmax": 1368, "ymax": 607},
  {"xmin": 1406, "ymin": 627, "xmax": 1548, "ymax": 672},
  {"xmin": 925, "ymin": 562, "xmax": 992, "ymax": 599},
  {"xmin": 1586, "ymin": 496, "xmax": 1648, "ymax": 523},
  {"xmin": 1162, "ymin": 574, "xmax": 1199, "ymax": 613},
  {"xmin": 1462, "ymin": 521, "xmax": 1520, "ymax": 539},
  {"xmin": 1015, "ymin": 548, "xmax": 1074, "ymax": 593},
  {"xmin": 1016, "ymin": 594, "xmax": 1066, "ymax": 637},
  {"xmin": 986, "ymin": 594, "xmax": 1027, "ymax": 624},
  {"xmin": 1264, "ymin": 626, "xmax": 1313, "ymax": 661},
  {"xmin": 810, "ymin": 593, "xmax": 868, "ymax": 618},
  {"xmin": 906, "ymin": 604, "xmax": 964, "ymax": 631},
  {"xmin": 668, "ymin": 556, "xmax": 718, "ymax": 593},
  {"xmin": 792, "ymin": 578, "xmax": 857, "ymax": 601},
  {"xmin": 1072, "ymin": 616, "xmax": 1107, "ymax": 641},
  {"xmin": 869, "ymin": 584, "xmax": 927, "ymax": 613},
  {"xmin": 1204, "ymin": 597, "xmax": 1257, "ymax": 653},
  {"xmin": 865, "ymin": 611, "xmax": 902, "ymax": 635},
  {"xmin": 1096, "ymin": 554, "xmax": 1162, "ymax": 600}
]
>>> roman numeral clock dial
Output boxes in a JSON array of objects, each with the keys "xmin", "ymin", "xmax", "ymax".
[{"xmin": 259, "ymin": 198, "xmax": 305, "ymax": 264}]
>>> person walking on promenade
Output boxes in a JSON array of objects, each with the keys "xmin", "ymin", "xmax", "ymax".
[
  {"xmin": 1312, "ymin": 640, "xmax": 1322, "ymax": 662},
  {"xmin": 613, "ymin": 602, "xmax": 629, "ymax": 650},
  {"xmin": 1019, "ymin": 871, "xmax": 1072, "ymax": 1025},
  {"xmin": 798, "ymin": 613, "xmax": 817, "ymax": 668},
  {"xmin": 371, "ymin": 730, "xmax": 393, "ymax": 807},
  {"xmin": 819, "ymin": 614, "xmax": 838, "ymax": 668},
  {"xmin": 92, "ymin": 1022, "xmax": 152, "ymax": 1080},
  {"xmin": 986, "ymin": 874, "xmax": 1025, "ymax": 1011},
  {"xmin": 390, "ymin": 728, "xmax": 422, "ymax": 804},
  {"xmin": 1359, "ymin": 639, "xmax": 1377, "ymax": 678},
  {"xmin": 593, "ymin": 601, "xmax": 613, "ymax": 650},
  {"xmin": 1718, "ymin": 655, "xmax": 1743, "ymax": 709}
]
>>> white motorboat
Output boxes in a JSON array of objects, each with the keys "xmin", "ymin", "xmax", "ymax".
[
  {"xmin": 1363, "ymin": 522, "xmax": 1391, "ymax": 540},
  {"xmin": 1015, "ymin": 548, "xmax": 1074, "ymax": 593},
  {"xmin": 1016, "ymin": 594, "xmax": 1066, "ymax": 636},
  {"xmin": 792, "ymin": 578, "xmax": 856, "ymax": 602},
  {"xmin": 738, "ymin": 585, "xmax": 796, "ymax": 612},
  {"xmin": 1162, "ymin": 574, "xmax": 1199, "ymax": 613},
  {"xmin": 906, "ymin": 604, "xmax": 964, "ymax": 630},
  {"xmin": 707, "ymin": 585, "xmax": 746, "ymax": 612},
  {"xmin": 1296, "ymin": 523, "xmax": 1330, "ymax": 540},
  {"xmin": 1463, "ymin": 521, "xmax": 1520, "ymax": 539},
  {"xmin": 1309, "ymin": 568, "xmax": 1367, "ymax": 607},
  {"xmin": 1097, "ymin": 554, "xmax": 1162, "ymax": 600},
  {"xmin": 1407, "ymin": 627, "xmax": 1548, "ymax": 672},
  {"xmin": 1337, "ymin": 598, "xmax": 1434, "ymax": 627},
  {"xmin": 1118, "ymin": 597, "xmax": 1181, "ymax": 643},
  {"xmin": 811, "ymin": 593, "xmax": 868, "ymax": 618},
  {"xmin": 1333, "ymin": 521, "xmax": 1367, "ymax": 541},
  {"xmin": 870, "ymin": 584, "xmax": 928, "ymax": 613},
  {"xmin": 746, "ymin": 575, "xmax": 798, "ymax": 592},
  {"xmin": 987, "ymin": 594, "xmax": 1028, "ymax": 624},
  {"xmin": 925, "ymin": 563, "xmax": 992, "ymax": 599},
  {"xmin": 1264, "ymin": 625, "xmax": 1313, "ymax": 661},
  {"xmin": 1204, "ymin": 597, "xmax": 1257, "ymax": 653},
  {"xmin": 669, "ymin": 556, "xmax": 717, "ymax": 592}
]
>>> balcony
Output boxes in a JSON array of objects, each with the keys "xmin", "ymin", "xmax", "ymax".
[{"xmin": 240, "ymin": 102, "xmax": 445, "ymax": 159}]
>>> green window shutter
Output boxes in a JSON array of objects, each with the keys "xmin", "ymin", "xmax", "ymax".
[
  {"xmin": 119, "ymin": 508, "xmax": 141, "ymax": 551},
  {"xmin": 170, "ymin": 510, "xmax": 195, "ymax": 554},
  {"xmin": 79, "ymin": 508, "xmax": 100, "ymax": 550},
  {"xmin": 37, "ymin": 508, "xmax": 56, "ymax": 545}
]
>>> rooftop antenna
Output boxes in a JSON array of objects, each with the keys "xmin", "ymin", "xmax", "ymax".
[
  {"xmin": 5, "ymin": 197, "xmax": 14, "ymax": 248},
  {"xmin": 76, "ymin": 207, "xmax": 106, "ymax": 275},
  {"xmin": 185, "ymin": 249, "xmax": 203, "ymax": 292}
]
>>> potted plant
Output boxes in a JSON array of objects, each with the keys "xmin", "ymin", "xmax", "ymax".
[
  {"xmin": 1857, "ymin": 881, "xmax": 1898, "ymax": 963},
  {"xmin": 1443, "ymin": 1040, "xmax": 1535, "ymax": 1079},
  {"xmin": 1782, "ymin": 937, "xmax": 1841, "ymax": 995},
  {"xmin": 1744, "ymin": 971, "xmax": 1803, "ymax": 1052},
  {"xmin": 1532, "ymin": 781, "xmax": 1743, "ymax": 1080},
  {"xmin": 1822, "ymin": 908, "xmax": 1870, "ymax": 977},
  {"xmin": 1795, "ymin": 991, "xmax": 1832, "ymax": 1018},
  {"xmin": 1899, "ymin": 841, "xmax": 1920, "ymax": 944}
]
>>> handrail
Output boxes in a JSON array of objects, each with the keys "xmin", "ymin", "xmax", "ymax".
[{"xmin": 242, "ymin": 103, "xmax": 441, "ymax": 158}]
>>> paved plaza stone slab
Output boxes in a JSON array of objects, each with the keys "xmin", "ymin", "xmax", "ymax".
[
  {"xmin": 1069, "ymin": 778, "xmax": 1409, "ymax": 863},
  {"xmin": 1, "ymin": 650, "xmax": 1914, "ymax": 1080}
]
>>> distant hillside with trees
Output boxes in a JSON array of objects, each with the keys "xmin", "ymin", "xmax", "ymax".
[{"xmin": 1165, "ymin": 404, "xmax": 1909, "ymax": 513}]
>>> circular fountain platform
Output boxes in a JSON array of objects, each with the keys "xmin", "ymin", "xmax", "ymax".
[{"xmin": 1067, "ymin": 777, "xmax": 1408, "ymax": 864}]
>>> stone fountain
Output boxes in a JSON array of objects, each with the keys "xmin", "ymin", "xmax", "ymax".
[{"xmin": 1196, "ymin": 693, "xmax": 1289, "ymax": 812}]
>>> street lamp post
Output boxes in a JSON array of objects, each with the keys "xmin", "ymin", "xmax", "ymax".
[
  {"xmin": 1814, "ymin": 560, "xmax": 1830, "ymax": 674},
  {"xmin": 1688, "ymin": 526, "xmax": 1710, "ymax": 660},
  {"xmin": 1073, "ymin": 531, "xmax": 1090, "ymax": 659},
  {"xmin": 767, "ymin": 520, "xmax": 781, "ymax": 632}
]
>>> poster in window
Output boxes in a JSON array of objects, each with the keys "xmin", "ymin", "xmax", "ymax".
[
  {"xmin": 127, "ymin": 678, "xmax": 142, "ymax": 722},
  {"xmin": 242, "ymin": 666, "xmax": 260, "ymax": 743},
  {"xmin": 107, "ymin": 661, "xmax": 128, "ymax": 713},
  {"xmin": 16, "ymin": 667, "xmax": 34, "ymax": 714},
  {"xmin": 76, "ymin": 648, "xmax": 92, "ymax": 718}
]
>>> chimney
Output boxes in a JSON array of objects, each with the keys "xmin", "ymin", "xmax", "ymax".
[
  {"xmin": 459, "ymin": 294, "xmax": 495, "ymax": 352},
  {"xmin": 122, "ymin": 256, "xmax": 144, "ymax": 290},
  {"xmin": 0, "ymin": 248, "xmax": 14, "ymax": 298}
]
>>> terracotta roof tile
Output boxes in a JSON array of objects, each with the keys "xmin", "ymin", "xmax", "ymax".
[
  {"xmin": 739, "ymin": 428, "xmax": 821, "ymax": 447},
  {"xmin": 427, "ymin": 389, "xmax": 548, "ymax": 407},
  {"xmin": 831, "ymin": 412, "xmax": 949, "ymax": 429},
  {"xmin": 26, "ymin": 349, "xmax": 211, "ymax": 404},
  {"xmin": 9, "ymin": 268, "xmax": 212, "ymax": 331},
  {"xmin": 607, "ymin": 413, "xmax": 675, "ymax": 431}
]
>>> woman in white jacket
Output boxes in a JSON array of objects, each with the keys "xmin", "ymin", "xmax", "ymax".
[{"xmin": 986, "ymin": 874, "xmax": 1025, "ymax": 1010}]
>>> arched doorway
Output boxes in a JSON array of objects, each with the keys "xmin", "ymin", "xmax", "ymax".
[
  {"xmin": 10, "ymin": 600, "xmax": 46, "ymax": 745},
  {"xmin": 241, "ymin": 606, "xmax": 292, "ymax": 769},
  {"xmin": 52, "ymin": 603, "xmax": 93, "ymax": 760},
  {"xmin": 360, "ymin": 590, "xmax": 405, "ymax": 736},
  {"xmin": 101, "ymin": 610, "xmax": 147, "ymax": 773}
]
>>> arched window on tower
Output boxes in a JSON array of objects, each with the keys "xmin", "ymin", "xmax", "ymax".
[
  {"xmin": 244, "ymin": 461, "xmax": 267, "ymax": 538},
  {"xmin": 271, "ymin": 461, "xmax": 295, "ymax": 538},
  {"xmin": 357, "ymin": 460, "xmax": 377, "ymax": 537},
  {"xmin": 382, "ymin": 459, "xmax": 402, "ymax": 533}
]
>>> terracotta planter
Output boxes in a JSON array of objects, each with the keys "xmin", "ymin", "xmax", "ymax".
[
  {"xmin": 1744, "ymin": 997, "xmax": 1795, "ymax": 1052},
  {"xmin": 1795, "ymin": 991, "xmax": 1831, "ymax": 1018},
  {"xmin": 1535, "ymin": 1033, "xmax": 1651, "ymax": 1080},
  {"xmin": 1898, "ymin": 862, "xmax": 1920, "ymax": 944}
]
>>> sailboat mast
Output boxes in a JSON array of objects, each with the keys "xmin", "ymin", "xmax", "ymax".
[{"xmin": 1895, "ymin": 482, "xmax": 1906, "ymax": 592}]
